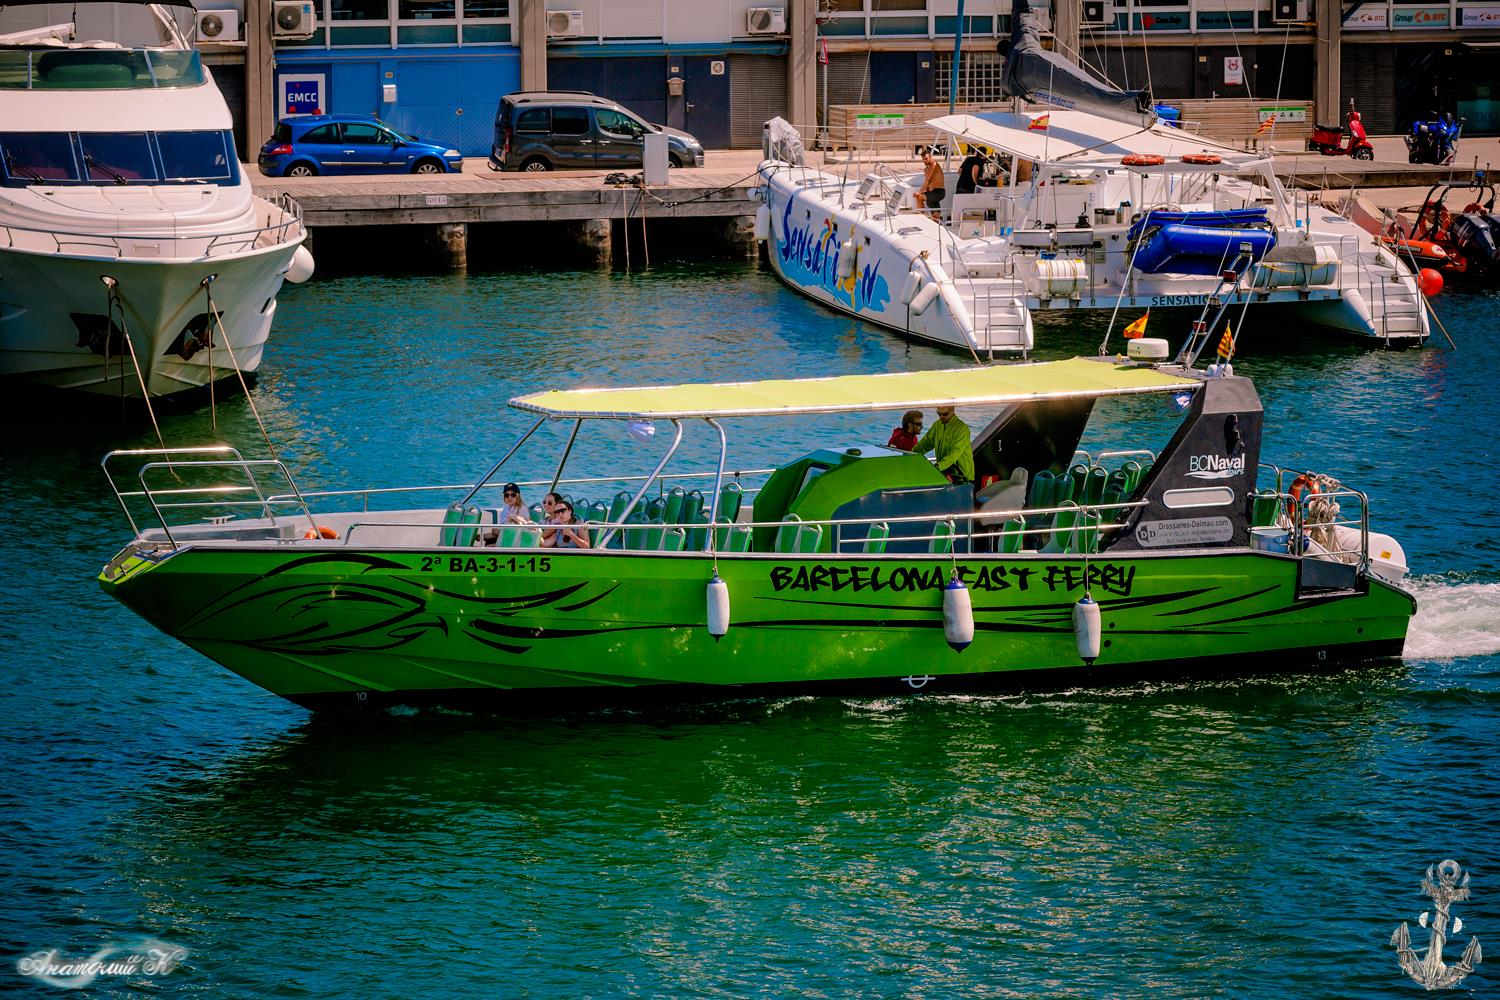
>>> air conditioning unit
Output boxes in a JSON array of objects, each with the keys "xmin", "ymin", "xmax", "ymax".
[
  {"xmin": 196, "ymin": 8, "xmax": 241, "ymax": 41},
  {"xmin": 746, "ymin": 6, "xmax": 786, "ymax": 35},
  {"xmin": 1081, "ymin": 0, "xmax": 1109, "ymax": 27},
  {"xmin": 272, "ymin": 0, "xmax": 316, "ymax": 39},
  {"xmin": 1271, "ymin": 0, "xmax": 1299, "ymax": 23},
  {"xmin": 547, "ymin": 10, "xmax": 585, "ymax": 37}
]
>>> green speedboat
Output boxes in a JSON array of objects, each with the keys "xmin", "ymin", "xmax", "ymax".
[{"xmin": 99, "ymin": 356, "xmax": 1416, "ymax": 710}]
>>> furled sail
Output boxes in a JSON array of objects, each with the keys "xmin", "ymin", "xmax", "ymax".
[{"xmin": 1000, "ymin": 0, "xmax": 1152, "ymax": 124}]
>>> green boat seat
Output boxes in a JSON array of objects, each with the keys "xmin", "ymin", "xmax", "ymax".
[
  {"xmin": 794, "ymin": 521, "xmax": 824, "ymax": 553},
  {"xmin": 644, "ymin": 497, "xmax": 667, "ymax": 521},
  {"xmin": 1250, "ymin": 489, "xmax": 1281, "ymax": 527},
  {"xmin": 440, "ymin": 503, "xmax": 481, "ymax": 547},
  {"xmin": 776, "ymin": 514, "xmax": 804, "ymax": 553},
  {"xmin": 659, "ymin": 525, "xmax": 687, "ymax": 552},
  {"xmin": 1102, "ymin": 480, "xmax": 1128, "ymax": 513},
  {"xmin": 863, "ymin": 521, "xmax": 890, "ymax": 554},
  {"xmin": 1068, "ymin": 463, "xmax": 1090, "ymax": 500},
  {"xmin": 622, "ymin": 509, "xmax": 652, "ymax": 550},
  {"xmin": 724, "ymin": 523, "xmax": 753, "ymax": 553},
  {"xmin": 1028, "ymin": 469, "xmax": 1057, "ymax": 510},
  {"xmin": 719, "ymin": 482, "xmax": 744, "ymax": 522},
  {"xmin": 497, "ymin": 522, "xmax": 539, "ymax": 548},
  {"xmin": 1041, "ymin": 505, "xmax": 1078, "ymax": 554},
  {"xmin": 528, "ymin": 502, "xmax": 545, "ymax": 521},
  {"xmin": 929, "ymin": 520, "xmax": 955, "ymax": 555},
  {"xmin": 686, "ymin": 510, "xmax": 710, "ymax": 550},
  {"xmin": 1083, "ymin": 467, "xmax": 1108, "ymax": 506},
  {"xmin": 680, "ymin": 489, "xmax": 706, "ymax": 524},
  {"xmin": 663, "ymin": 486, "xmax": 687, "ymax": 525},
  {"xmin": 1076, "ymin": 510, "xmax": 1102, "ymax": 553},
  {"xmin": 606, "ymin": 490, "xmax": 632, "ymax": 525},
  {"xmin": 998, "ymin": 516, "xmax": 1027, "ymax": 553},
  {"xmin": 1122, "ymin": 460, "xmax": 1145, "ymax": 494}
]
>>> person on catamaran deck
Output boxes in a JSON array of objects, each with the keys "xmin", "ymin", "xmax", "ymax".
[
  {"xmin": 886, "ymin": 410, "xmax": 924, "ymax": 452},
  {"xmin": 918, "ymin": 406, "xmax": 974, "ymax": 485},
  {"xmin": 541, "ymin": 498, "xmax": 591, "ymax": 549},
  {"xmin": 916, "ymin": 147, "xmax": 945, "ymax": 219},
  {"xmin": 955, "ymin": 146, "xmax": 988, "ymax": 196}
]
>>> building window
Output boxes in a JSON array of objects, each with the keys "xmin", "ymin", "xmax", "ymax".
[
  {"xmin": 330, "ymin": 0, "xmax": 387, "ymax": 20},
  {"xmin": 933, "ymin": 51, "xmax": 1007, "ymax": 104},
  {"xmin": 460, "ymin": 0, "xmax": 507, "ymax": 16},
  {"xmin": 399, "ymin": 0, "xmax": 453, "ymax": 19}
]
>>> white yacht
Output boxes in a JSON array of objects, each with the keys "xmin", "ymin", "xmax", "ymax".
[
  {"xmin": 756, "ymin": 110, "xmax": 1427, "ymax": 359},
  {"xmin": 0, "ymin": 0, "xmax": 313, "ymax": 398}
]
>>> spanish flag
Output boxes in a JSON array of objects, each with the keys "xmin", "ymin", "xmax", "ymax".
[
  {"xmin": 1028, "ymin": 113, "xmax": 1050, "ymax": 131},
  {"xmin": 1218, "ymin": 324, "xmax": 1235, "ymax": 360},
  {"xmin": 1123, "ymin": 310, "xmax": 1149, "ymax": 339},
  {"xmin": 1255, "ymin": 114, "xmax": 1277, "ymax": 136}
]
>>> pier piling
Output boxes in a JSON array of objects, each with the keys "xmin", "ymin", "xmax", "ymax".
[
  {"xmin": 431, "ymin": 223, "xmax": 468, "ymax": 271},
  {"xmin": 578, "ymin": 219, "xmax": 613, "ymax": 268}
]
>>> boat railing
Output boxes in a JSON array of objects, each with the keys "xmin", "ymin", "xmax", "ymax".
[
  {"xmin": 0, "ymin": 211, "xmax": 305, "ymax": 260},
  {"xmin": 101, "ymin": 446, "xmax": 317, "ymax": 545},
  {"xmin": 269, "ymin": 467, "xmax": 778, "ymax": 512},
  {"xmin": 337, "ymin": 499, "xmax": 1150, "ymax": 553},
  {"xmin": 1256, "ymin": 484, "xmax": 1370, "ymax": 573}
]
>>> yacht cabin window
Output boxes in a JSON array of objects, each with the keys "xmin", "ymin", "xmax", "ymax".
[{"xmin": 0, "ymin": 131, "xmax": 241, "ymax": 187}]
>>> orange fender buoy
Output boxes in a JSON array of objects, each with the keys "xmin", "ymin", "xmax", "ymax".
[
  {"xmin": 1418, "ymin": 267, "xmax": 1444, "ymax": 297},
  {"xmin": 303, "ymin": 525, "xmax": 340, "ymax": 540}
]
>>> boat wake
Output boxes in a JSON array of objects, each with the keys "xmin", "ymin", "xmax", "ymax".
[{"xmin": 1404, "ymin": 577, "xmax": 1500, "ymax": 660}]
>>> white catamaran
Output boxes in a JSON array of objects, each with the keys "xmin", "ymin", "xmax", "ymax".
[
  {"xmin": 754, "ymin": 1, "xmax": 1427, "ymax": 359},
  {"xmin": 0, "ymin": 0, "xmax": 313, "ymax": 398}
]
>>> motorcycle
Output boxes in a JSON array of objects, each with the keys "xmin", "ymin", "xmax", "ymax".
[
  {"xmin": 1405, "ymin": 113, "xmax": 1464, "ymax": 165},
  {"xmin": 1306, "ymin": 105, "xmax": 1374, "ymax": 160}
]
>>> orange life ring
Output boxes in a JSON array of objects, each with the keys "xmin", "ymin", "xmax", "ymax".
[
  {"xmin": 1122, "ymin": 153, "xmax": 1166, "ymax": 166},
  {"xmin": 1180, "ymin": 153, "xmax": 1223, "ymax": 165},
  {"xmin": 1285, "ymin": 475, "xmax": 1319, "ymax": 518},
  {"xmin": 303, "ymin": 525, "xmax": 339, "ymax": 540}
]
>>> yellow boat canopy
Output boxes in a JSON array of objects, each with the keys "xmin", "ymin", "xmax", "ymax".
[{"xmin": 509, "ymin": 357, "xmax": 1200, "ymax": 420}]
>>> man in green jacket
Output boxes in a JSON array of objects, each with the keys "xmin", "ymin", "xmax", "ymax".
[{"xmin": 917, "ymin": 406, "xmax": 974, "ymax": 484}]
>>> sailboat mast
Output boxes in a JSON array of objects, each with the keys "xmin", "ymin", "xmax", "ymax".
[{"xmin": 948, "ymin": 0, "xmax": 966, "ymax": 114}]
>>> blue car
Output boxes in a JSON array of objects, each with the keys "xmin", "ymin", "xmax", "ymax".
[{"xmin": 258, "ymin": 114, "xmax": 462, "ymax": 177}]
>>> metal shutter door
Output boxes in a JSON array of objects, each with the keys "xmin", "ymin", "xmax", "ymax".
[
  {"xmin": 1342, "ymin": 45, "xmax": 1397, "ymax": 134},
  {"xmin": 211, "ymin": 64, "xmax": 248, "ymax": 160},
  {"xmin": 731, "ymin": 55, "xmax": 789, "ymax": 148}
]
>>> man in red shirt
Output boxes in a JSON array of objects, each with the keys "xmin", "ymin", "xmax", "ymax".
[{"xmin": 887, "ymin": 410, "xmax": 923, "ymax": 451}]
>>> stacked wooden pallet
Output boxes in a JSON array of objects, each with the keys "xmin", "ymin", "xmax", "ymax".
[{"xmin": 1166, "ymin": 98, "xmax": 1316, "ymax": 148}]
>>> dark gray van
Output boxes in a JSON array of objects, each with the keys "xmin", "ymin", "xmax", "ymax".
[{"xmin": 489, "ymin": 91, "xmax": 705, "ymax": 171}]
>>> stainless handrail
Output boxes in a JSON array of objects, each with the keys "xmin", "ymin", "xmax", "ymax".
[
  {"xmin": 136, "ymin": 458, "xmax": 316, "ymax": 547},
  {"xmin": 102, "ymin": 445, "xmax": 254, "ymax": 536},
  {"xmin": 0, "ymin": 212, "xmax": 305, "ymax": 259}
]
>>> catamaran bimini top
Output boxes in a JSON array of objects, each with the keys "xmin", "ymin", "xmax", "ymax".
[
  {"xmin": 509, "ymin": 357, "xmax": 1200, "ymax": 420},
  {"xmin": 925, "ymin": 109, "xmax": 1259, "ymax": 169}
]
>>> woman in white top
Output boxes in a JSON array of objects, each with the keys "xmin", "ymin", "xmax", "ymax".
[{"xmin": 501, "ymin": 483, "xmax": 531, "ymax": 524}]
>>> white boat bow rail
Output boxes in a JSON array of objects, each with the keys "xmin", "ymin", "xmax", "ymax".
[{"xmin": 0, "ymin": 195, "xmax": 305, "ymax": 260}]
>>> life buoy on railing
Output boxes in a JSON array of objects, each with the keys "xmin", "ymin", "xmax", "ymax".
[
  {"xmin": 1285, "ymin": 474, "xmax": 1319, "ymax": 519},
  {"xmin": 304, "ymin": 525, "xmax": 339, "ymax": 540},
  {"xmin": 1180, "ymin": 153, "xmax": 1223, "ymax": 165},
  {"xmin": 1121, "ymin": 154, "xmax": 1166, "ymax": 166}
]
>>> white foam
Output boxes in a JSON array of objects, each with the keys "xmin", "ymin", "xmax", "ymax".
[{"xmin": 1404, "ymin": 579, "xmax": 1500, "ymax": 660}]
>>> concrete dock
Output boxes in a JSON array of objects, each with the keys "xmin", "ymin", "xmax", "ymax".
[{"xmin": 251, "ymin": 141, "xmax": 1496, "ymax": 271}]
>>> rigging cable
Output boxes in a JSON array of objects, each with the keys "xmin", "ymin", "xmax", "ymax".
[
  {"xmin": 102, "ymin": 277, "xmax": 167, "ymax": 450},
  {"xmin": 203, "ymin": 275, "xmax": 282, "ymax": 465}
]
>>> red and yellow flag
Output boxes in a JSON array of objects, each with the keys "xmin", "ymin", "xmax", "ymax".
[
  {"xmin": 1217, "ymin": 324, "xmax": 1235, "ymax": 359},
  {"xmin": 1255, "ymin": 114, "xmax": 1277, "ymax": 136},
  {"xmin": 1123, "ymin": 310, "xmax": 1149, "ymax": 339},
  {"xmin": 1028, "ymin": 113, "xmax": 1050, "ymax": 131}
]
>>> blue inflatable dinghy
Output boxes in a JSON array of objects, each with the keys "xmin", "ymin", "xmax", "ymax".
[{"xmin": 1126, "ymin": 209, "xmax": 1276, "ymax": 276}]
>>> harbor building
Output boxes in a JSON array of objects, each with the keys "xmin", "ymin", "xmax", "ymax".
[{"xmin": 197, "ymin": 0, "xmax": 1499, "ymax": 157}]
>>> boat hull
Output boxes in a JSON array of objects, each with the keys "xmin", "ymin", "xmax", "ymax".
[
  {"xmin": 101, "ymin": 544, "xmax": 1415, "ymax": 709},
  {"xmin": 0, "ymin": 234, "xmax": 300, "ymax": 398}
]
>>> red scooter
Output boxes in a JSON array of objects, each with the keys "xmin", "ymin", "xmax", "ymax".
[{"xmin": 1307, "ymin": 106, "xmax": 1374, "ymax": 160}]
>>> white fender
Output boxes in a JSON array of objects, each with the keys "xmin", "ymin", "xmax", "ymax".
[
  {"xmin": 909, "ymin": 281, "xmax": 942, "ymax": 315},
  {"xmin": 943, "ymin": 575, "xmax": 973, "ymax": 652},
  {"xmin": 754, "ymin": 204, "xmax": 770, "ymax": 242},
  {"xmin": 285, "ymin": 245, "xmax": 315, "ymax": 284},
  {"xmin": 1073, "ymin": 595, "xmax": 1101, "ymax": 664},
  {"xmin": 899, "ymin": 270, "xmax": 924, "ymax": 306},
  {"xmin": 836, "ymin": 239, "xmax": 857, "ymax": 280},
  {"xmin": 706, "ymin": 572, "xmax": 730, "ymax": 641}
]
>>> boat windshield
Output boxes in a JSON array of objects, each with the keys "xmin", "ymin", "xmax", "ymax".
[
  {"xmin": 0, "ymin": 130, "xmax": 240, "ymax": 186},
  {"xmin": 0, "ymin": 49, "xmax": 205, "ymax": 90}
]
